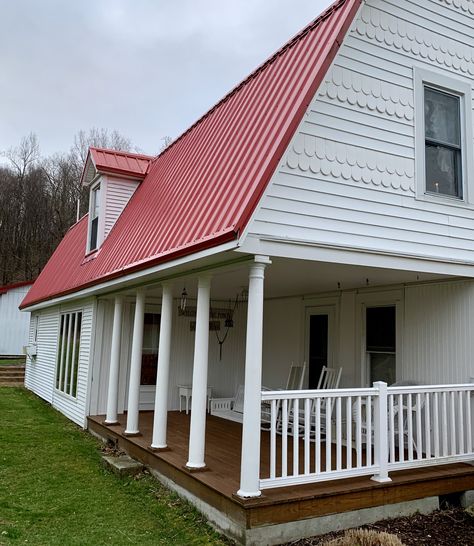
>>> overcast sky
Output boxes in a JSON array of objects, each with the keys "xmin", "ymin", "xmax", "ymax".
[{"xmin": 1, "ymin": 0, "xmax": 333, "ymax": 158}]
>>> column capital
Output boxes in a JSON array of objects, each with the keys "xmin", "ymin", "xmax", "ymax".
[
  {"xmin": 197, "ymin": 274, "xmax": 212, "ymax": 287},
  {"xmin": 254, "ymin": 255, "xmax": 272, "ymax": 265}
]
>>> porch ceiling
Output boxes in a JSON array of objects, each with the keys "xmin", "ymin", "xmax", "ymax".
[{"xmin": 141, "ymin": 256, "xmax": 450, "ymax": 301}]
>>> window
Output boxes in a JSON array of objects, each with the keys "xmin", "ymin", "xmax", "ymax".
[
  {"xmin": 56, "ymin": 311, "xmax": 82, "ymax": 397},
  {"xmin": 415, "ymin": 68, "xmax": 474, "ymax": 205},
  {"xmin": 140, "ymin": 313, "xmax": 161, "ymax": 385},
  {"xmin": 424, "ymin": 87, "xmax": 462, "ymax": 198},
  {"xmin": 366, "ymin": 306, "xmax": 396, "ymax": 385},
  {"xmin": 89, "ymin": 184, "xmax": 100, "ymax": 251}
]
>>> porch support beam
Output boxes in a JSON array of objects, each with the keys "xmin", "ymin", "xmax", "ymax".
[
  {"xmin": 237, "ymin": 255, "xmax": 271, "ymax": 498},
  {"xmin": 104, "ymin": 295, "xmax": 124, "ymax": 425},
  {"xmin": 124, "ymin": 288, "xmax": 146, "ymax": 435},
  {"xmin": 186, "ymin": 275, "xmax": 212, "ymax": 469},
  {"xmin": 151, "ymin": 282, "xmax": 174, "ymax": 449}
]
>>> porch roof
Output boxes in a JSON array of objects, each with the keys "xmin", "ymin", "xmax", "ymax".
[{"xmin": 20, "ymin": 0, "xmax": 361, "ymax": 310}]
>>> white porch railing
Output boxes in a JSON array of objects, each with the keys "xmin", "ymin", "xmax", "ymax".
[{"xmin": 260, "ymin": 383, "xmax": 474, "ymax": 490}]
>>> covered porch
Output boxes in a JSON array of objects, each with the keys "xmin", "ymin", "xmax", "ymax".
[{"xmin": 87, "ymin": 251, "xmax": 474, "ymax": 537}]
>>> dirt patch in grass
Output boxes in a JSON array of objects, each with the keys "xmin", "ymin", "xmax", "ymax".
[{"xmin": 288, "ymin": 507, "xmax": 474, "ymax": 546}]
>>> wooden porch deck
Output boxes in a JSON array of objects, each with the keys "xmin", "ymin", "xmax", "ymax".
[{"xmin": 88, "ymin": 411, "xmax": 474, "ymax": 532}]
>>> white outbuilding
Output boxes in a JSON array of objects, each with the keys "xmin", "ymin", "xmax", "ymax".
[{"xmin": 0, "ymin": 281, "xmax": 34, "ymax": 357}]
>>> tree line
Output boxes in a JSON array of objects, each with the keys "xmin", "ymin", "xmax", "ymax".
[{"xmin": 0, "ymin": 129, "xmax": 135, "ymax": 285}]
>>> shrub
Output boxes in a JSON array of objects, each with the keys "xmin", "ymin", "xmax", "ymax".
[{"xmin": 322, "ymin": 528, "xmax": 405, "ymax": 546}]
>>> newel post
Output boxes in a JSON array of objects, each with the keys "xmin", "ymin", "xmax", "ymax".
[
  {"xmin": 371, "ymin": 381, "xmax": 391, "ymax": 483},
  {"xmin": 237, "ymin": 255, "xmax": 271, "ymax": 498}
]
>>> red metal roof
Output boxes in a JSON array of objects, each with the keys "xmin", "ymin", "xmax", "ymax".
[
  {"xmin": 81, "ymin": 148, "xmax": 153, "ymax": 185},
  {"xmin": 21, "ymin": 0, "xmax": 361, "ymax": 309},
  {"xmin": 0, "ymin": 280, "xmax": 35, "ymax": 296}
]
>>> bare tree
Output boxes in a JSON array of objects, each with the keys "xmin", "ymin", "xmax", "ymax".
[{"xmin": 2, "ymin": 133, "xmax": 40, "ymax": 180}]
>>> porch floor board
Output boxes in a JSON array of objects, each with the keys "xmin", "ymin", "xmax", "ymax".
[{"xmin": 88, "ymin": 411, "xmax": 474, "ymax": 529}]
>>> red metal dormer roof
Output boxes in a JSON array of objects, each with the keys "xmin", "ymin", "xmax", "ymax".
[
  {"xmin": 21, "ymin": 0, "xmax": 361, "ymax": 309},
  {"xmin": 81, "ymin": 147, "xmax": 154, "ymax": 186}
]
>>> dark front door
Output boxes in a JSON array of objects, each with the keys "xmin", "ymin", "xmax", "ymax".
[{"xmin": 309, "ymin": 314, "xmax": 329, "ymax": 389}]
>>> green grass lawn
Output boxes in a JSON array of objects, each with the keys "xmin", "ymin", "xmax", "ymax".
[
  {"xmin": 0, "ymin": 388, "xmax": 230, "ymax": 546},
  {"xmin": 0, "ymin": 359, "xmax": 25, "ymax": 366}
]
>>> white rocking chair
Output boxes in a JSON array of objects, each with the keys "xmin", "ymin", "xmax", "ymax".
[{"xmin": 261, "ymin": 362, "xmax": 307, "ymax": 429}]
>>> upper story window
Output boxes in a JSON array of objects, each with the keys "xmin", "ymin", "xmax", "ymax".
[
  {"xmin": 89, "ymin": 184, "xmax": 100, "ymax": 252},
  {"xmin": 424, "ymin": 87, "xmax": 462, "ymax": 199},
  {"xmin": 415, "ymin": 68, "xmax": 474, "ymax": 206}
]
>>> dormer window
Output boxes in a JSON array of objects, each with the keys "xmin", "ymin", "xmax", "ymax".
[{"xmin": 89, "ymin": 184, "xmax": 101, "ymax": 252}]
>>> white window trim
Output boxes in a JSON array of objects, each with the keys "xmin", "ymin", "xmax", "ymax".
[
  {"xmin": 55, "ymin": 309, "xmax": 83, "ymax": 399},
  {"xmin": 414, "ymin": 66, "xmax": 474, "ymax": 207},
  {"xmin": 87, "ymin": 178, "xmax": 106, "ymax": 253}
]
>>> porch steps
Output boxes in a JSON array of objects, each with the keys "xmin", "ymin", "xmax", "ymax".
[
  {"xmin": 0, "ymin": 365, "xmax": 25, "ymax": 386},
  {"xmin": 102, "ymin": 454, "xmax": 144, "ymax": 477}
]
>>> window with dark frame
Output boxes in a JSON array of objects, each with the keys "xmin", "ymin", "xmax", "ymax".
[
  {"xmin": 89, "ymin": 185, "xmax": 100, "ymax": 251},
  {"xmin": 424, "ymin": 86, "xmax": 462, "ymax": 199}
]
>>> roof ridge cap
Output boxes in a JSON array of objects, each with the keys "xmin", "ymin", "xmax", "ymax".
[{"xmin": 90, "ymin": 146, "xmax": 155, "ymax": 160}]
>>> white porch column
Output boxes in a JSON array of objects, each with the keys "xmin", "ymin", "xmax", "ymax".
[
  {"xmin": 151, "ymin": 282, "xmax": 174, "ymax": 449},
  {"xmin": 124, "ymin": 288, "xmax": 146, "ymax": 435},
  {"xmin": 104, "ymin": 295, "xmax": 124, "ymax": 425},
  {"xmin": 237, "ymin": 255, "xmax": 271, "ymax": 498},
  {"xmin": 186, "ymin": 275, "xmax": 211, "ymax": 469}
]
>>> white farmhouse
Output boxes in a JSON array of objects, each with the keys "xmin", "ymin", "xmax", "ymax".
[
  {"xmin": 0, "ymin": 281, "xmax": 33, "ymax": 357},
  {"xmin": 21, "ymin": 0, "xmax": 474, "ymax": 543}
]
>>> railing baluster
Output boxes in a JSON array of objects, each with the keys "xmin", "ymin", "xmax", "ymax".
[
  {"xmin": 467, "ymin": 389, "xmax": 472, "ymax": 454},
  {"xmin": 442, "ymin": 391, "xmax": 448, "ymax": 457},
  {"xmin": 293, "ymin": 398, "xmax": 299, "ymax": 476},
  {"xmin": 336, "ymin": 397, "xmax": 342, "ymax": 471},
  {"xmin": 450, "ymin": 391, "xmax": 456, "ymax": 456},
  {"xmin": 389, "ymin": 394, "xmax": 395, "ymax": 463},
  {"xmin": 424, "ymin": 393, "xmax": 431, "ymax": 459},
  {"xmin": 346, "ymin": 396, "xmax": 352, "ymax": 470},
  {"xmin": 325, "ymin": 396, "xmax": 332, "ymax": 472},
  {"xmin": 304, "ymin": 398, "xmax": 310, "ymax": 475},
  {"xmin": 458, "ymin": 391, "xmax": 464, "ymax": 454},
  {"xmin": 282, "ymin": 399, "xmax": 288, "ymax": 478},
  {"xmin": 416, "ymin": 393, "xmax": 423, "ymax": 460},
  {"xmin": 356, "ymin": 396, "xmax": 362, "ymax": 469},
  {"xmin": 433, "ymin": 391, "xmax": 440, "ymax": 459},
  {"xmin": 366, "ymin": 395, "xmax": 372, "ymax": 467},
  {"xmin": 407, "ymin": 393, "xmax": 414, "ymax": 462},
  {"xmin": 315, "ymin": 397, "xmax": 321, "ymax": 474},
  {"xmin": 270, "ymin": 399, "xmax": 276, "ymax": 479},
  {"xmin": 398, "ymin": 393, "xmax": 404, "ymax": 463}
]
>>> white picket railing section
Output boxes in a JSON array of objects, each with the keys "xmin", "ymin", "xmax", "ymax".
[{"xmin": 260, "ymin": 383, "xmax": 474, "ymax": 490}]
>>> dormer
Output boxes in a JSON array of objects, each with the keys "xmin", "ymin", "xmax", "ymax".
[{"xmin": 80, "ymin": 147, "xmax": 154, "ymax": 253}]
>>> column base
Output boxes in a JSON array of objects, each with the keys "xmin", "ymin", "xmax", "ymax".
[
  {"xmin": 123, "ymin": 431, "xmax": 142, "ymax": 437},
  {"xmin": 149, "ymin": 445, "xmax": 170, "ymax": 453},
  {"xmin": 184, "ymin": 464, "xmax": 209, "ymax": 473},
  {"xmin": 102, "ymin": 420, "xmax": 120, "ymax": 426},
  {"xmin": 236, "ymin": 489, "xmax": 262, "ymax": 499},
  {"xmin": 371, "ymin": 475, "xmax": 392, "ymax": 483}
]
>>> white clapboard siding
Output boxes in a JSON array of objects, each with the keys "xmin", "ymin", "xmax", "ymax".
[
  {"xmin": 402, "ymin": 280, "xmax": 474, "ymax": 386},
  {"xmin": 0, "ymin": 285, "xmax": 31, "ymax": 355},
  {"xmin": 24, "ymin": 308, "xmax": 59, "ymax": 403},
  {"xmin": 103, "ymin": 177, "xmax": 139, "ymax": 239},
  {"xmin": 52, "ymin": 300, "xmax": 95, "ymax": 426},
  {"xmin": 245, "ymin": 0, "xmax": 474, "ymax": 266}
]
